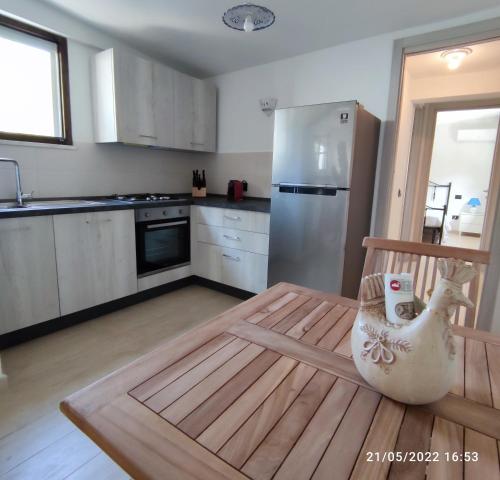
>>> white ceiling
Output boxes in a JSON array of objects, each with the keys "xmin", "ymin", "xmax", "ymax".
[
  {"xmin": 406, "ymin": 38, "xmax": 500, "ymax": 78},
  {"xmin": 42, "ymin": 0, "xmax": 500, "ymax": 77}
]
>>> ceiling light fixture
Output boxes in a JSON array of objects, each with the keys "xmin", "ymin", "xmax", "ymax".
[
  {"xmin": 222, "ymin": 3, "xmax": 275, "ymax": 33},
  {"xmin": 440, "ymin": 48, "xmax": 472, "ymax": 70}
]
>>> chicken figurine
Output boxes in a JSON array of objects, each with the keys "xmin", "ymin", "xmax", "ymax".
[{"xmin": 351, "ymin": 258, "xmax": 476, "ymax": 405}]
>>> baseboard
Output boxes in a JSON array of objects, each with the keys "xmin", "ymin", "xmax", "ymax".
[
  {"xmin": 0, "ymin": 276, "xmax": 254, "ymax": 349},
  {"xmin": 193, "ymin": 276, "xmax": 255, "ymax": 300}
]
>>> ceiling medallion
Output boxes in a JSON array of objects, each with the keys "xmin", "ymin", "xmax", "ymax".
[{"xmin": 222, "ymin": 3, "xmax": 275, "ymax": 33}]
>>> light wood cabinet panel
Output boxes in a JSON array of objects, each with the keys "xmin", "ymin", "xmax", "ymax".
[
  {"xmin": 173, "ymin": 70, "xmax": 195, "ymax": 151},
  {"xmin": 194, "ymin": 241, "xmax": 222, "ymax": 284},
  {"xmin": 196, "ymin": 207, "xmax": 270, "ymax": 234},
  {"xmin": 93, "ymin": 48, "xmax": 216, "ymax": 152},
  {"xmin": 173, "ymin": 72, "xmax": 216, "ymax": 152},
  {"xmin": 192, "ymin": 78, "xmax": 217, "ymax": 152},
  {"xmin": 197, "ymin": 224, "xmax": 269, "ymax": 255},
  {"xmin": 222, "ymin": 248, "xmax": 268, "ymax": 294},
  {"xmin": 0, "ymin": 216, "xmax": 60, "ymax": 334},
  {"xmin": 92, "ymin": 49, "xmax": 156, "ymax": 145},
  {"xmin": 195, "ymin": 242, "xmax": 268, "ymax": 294},
  {"xmin": 153, "ymin": 63, "xmax": 175, "ymax": 148},
  {"xmin": 54, "ymin": 210, "xmax": 137, "ymax": 316},
  {"xmin": 114, "ymin": 50, "xmax": 156, "ymax": 145}
]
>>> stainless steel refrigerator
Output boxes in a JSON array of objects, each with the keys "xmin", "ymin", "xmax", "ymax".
[{"xmin": 268, "ymin": 101, "xmax": 380, "ymax": 298}]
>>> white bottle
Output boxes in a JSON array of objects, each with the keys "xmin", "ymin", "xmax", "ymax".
[{"xmin": 384, "ymin": 273, "xmax": 415, "ymax": 325}]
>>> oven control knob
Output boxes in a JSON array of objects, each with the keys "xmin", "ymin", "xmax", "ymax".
[
  {"xmin": 179, "ymin": 209, "xmax": 183, "ymax": 214},
  {"xmin": 163, "ymin": 211, "xmax": 167, "ymax": 216},
  {"xmin": 144, "ymin": 212, "xmax": 151, "ymax": 218}
]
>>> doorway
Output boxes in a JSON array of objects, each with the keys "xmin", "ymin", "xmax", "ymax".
[
  {"xmin": 386, "ymin": 34, "xmax": 500, "ymax": 329},
  {"xmin": 413, "ymin": 105, "xmax": 500, "ymax": 249}
]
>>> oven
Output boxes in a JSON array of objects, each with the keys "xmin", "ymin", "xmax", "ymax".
[{"xmin": 135, "ymin": 206, "xmax": 190, "ymax": 276}]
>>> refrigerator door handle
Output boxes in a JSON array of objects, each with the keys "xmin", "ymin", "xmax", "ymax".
[{"xmin": 277, "ymin": 184, "xmax": 348, "ymax": 196}]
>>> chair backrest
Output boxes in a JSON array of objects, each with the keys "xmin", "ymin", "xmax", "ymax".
[{"xmin": 361, "ymin": 237, "xmax": 490, "ymax": 328}]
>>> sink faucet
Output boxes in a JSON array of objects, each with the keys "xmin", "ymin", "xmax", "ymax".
[{"xmin": 0, "ymin": 158, "xmax": 33, "ymax": 207}]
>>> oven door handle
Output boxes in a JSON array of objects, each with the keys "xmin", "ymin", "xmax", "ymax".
[{"xmin": 146, "ymin": 220, "xmax": 188, "ymax": 229}]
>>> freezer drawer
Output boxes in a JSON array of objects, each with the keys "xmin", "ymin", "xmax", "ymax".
[{"xmin": 267, "ymin": 186, "xmax": 349, "ymax": 293}]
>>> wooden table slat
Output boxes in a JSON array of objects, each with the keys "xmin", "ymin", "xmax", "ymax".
[
  {"xmin": 161, "ymin": 343, "xmax": 265, "ymax": 424},
  {"xmin": 245, "ymin": 291, "xmax": 300, "ymax": 324},
  {"xmin": 197, "ymin": 356, "xmax": 298, "ymax": 452},
  {"xmin": 349, "ymin": 396, "xmax": 406, "ymax": 479},
  {"xmin": 177, "ymin": 349, "xmax": 281, "ymax": 438},
  {"xmin": 312, "ymin": 387, "xmax": 381, "ymax": 480},
  {"xmin": 273, "ymin": 378, "xmax": 357, "ymax": 480},
  {"xmin": 241, "ymin": 370, "xmax": 336, "ymax": 480},
  {"xmin": 143, "ymin": 338, "xmax": 249, "ymax": 412},
  {"xmin": 316, "ymin": 308, "xmax": 357, "ymax": 350},
  {"xmin": 300, "ymin": 304, "xmax": 349, "ymax": 345},
  {"xmin": 258, "ymin": 294, "xmax": 311, "ymax": 329},
  {"xmin": 129, "ymin": 333, "xmax": 235, "ymax": 402},
  {"xmin": 218, "ymin": 362, "xmax": 317, "ymax": 468}
]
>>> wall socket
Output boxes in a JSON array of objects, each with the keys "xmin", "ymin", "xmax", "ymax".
[{"xmin": 455, "ymin": 194, "xmax": 462, "ymax": 200}]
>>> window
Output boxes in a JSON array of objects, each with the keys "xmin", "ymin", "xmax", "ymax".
[{"xmin": 0, "ymin": 15, "xmax": 72, "ymax": 144}]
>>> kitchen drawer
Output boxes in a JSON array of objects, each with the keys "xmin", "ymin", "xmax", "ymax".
[
  {"xmin": 196, "ymin": 206, "xmax": 270, "ymax": 234},
  {"xmin": 196, "ymin": 224, "xmax": 269, "ymax": 255},
  {"xmin": 195, "ymin": 242, "xmax": 268, "ymax": 293}
]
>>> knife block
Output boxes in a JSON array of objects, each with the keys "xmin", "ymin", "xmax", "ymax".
[{"xmin": 192, "ymin": 187, "xmax": 207, "ymax": 198}]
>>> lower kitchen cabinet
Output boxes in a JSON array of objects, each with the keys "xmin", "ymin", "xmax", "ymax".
[
  {"xmin": 54, "ymin": 210, "xmax": 137, "ymax": 316},
  {"xmin": 0, "ymin": 216, "xmax": 60, "ymax": 335},
  {"xmin": 192, "ymin": 206, "xmax": 270, "ymax": 293},
  {"xmin": 195, "ymin": 242, "xmax": 268, "ymax": 293}
]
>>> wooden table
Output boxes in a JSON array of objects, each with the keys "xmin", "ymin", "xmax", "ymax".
[{"xmin": 61, "ymin": 282, "xmax": 500, "ymax": 479}]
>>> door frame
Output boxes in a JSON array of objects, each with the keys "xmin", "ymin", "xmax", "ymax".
[
  {"xmin": 379, "ymin": 17, "xmax": 500, "ymax": 332},
  {"xmin": 401, "ymin": 98, "xmax": 500, "ymax": 248},
  {"xmin": 377, "ymin": 16, "xmax": 500, "ymax": 237}
]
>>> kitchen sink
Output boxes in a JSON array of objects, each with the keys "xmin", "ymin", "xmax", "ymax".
[
  {"xmin": 0, "ymin": 200, "xmax": 107, "ymax": 210},
  {"xmin": 0, "ymin": 202, "xmax": 28, "ymax": 209},
  {"xmin": 27, "ymin": 200, "xmax": 106, "ymax": 207}
]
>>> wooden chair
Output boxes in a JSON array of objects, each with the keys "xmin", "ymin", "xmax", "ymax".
[{"xmin": 360, "ymin": 237, "xmax": 490, "ymax": 328}]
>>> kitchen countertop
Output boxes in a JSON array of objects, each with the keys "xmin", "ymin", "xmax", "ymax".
[{"xmin": 0, "ymin": 194, "xmax": 270, "ymax": 219}]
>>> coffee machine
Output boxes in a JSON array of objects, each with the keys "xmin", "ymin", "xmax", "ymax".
[{"xmin": 227, "ymin": 180, "xmax": 248, "ymax": 201}]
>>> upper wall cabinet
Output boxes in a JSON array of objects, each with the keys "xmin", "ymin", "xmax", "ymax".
[
  {"xmin": 91, "ymin": 48, "xmax": 216, "ymax": 152},
  {"xmin": 174, "ymin": 72, "xmax": 217, "ymax": 152}
]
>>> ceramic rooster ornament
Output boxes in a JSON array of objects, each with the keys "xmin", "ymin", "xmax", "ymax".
[{"xmin": 351, "ymin": 258, "xmax": 476, "ymax": 404}]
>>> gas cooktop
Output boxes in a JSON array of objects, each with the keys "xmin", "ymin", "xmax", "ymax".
[{"xmin": 109, "ymin": 193, "xmax": 185, "ymax": 203}]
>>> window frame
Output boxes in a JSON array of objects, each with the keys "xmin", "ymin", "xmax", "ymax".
[{"xmin": 0, "ymin": 14, "xmax": 72, "ymax": 145}]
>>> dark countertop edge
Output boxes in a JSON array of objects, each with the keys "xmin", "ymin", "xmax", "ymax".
[{"xmin": 0, "ymin": 194, "xmax": 270, "ymax": 218}]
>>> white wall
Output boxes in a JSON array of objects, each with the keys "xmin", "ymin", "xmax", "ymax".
[{"xmin": 214, "ymin": 34, "xmax": 393, "ymax": 154}]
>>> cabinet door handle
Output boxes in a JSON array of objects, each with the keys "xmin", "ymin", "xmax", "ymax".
[
  {"xmin": 139, "ymin": 134, "xmax": 157, "ymax": 139},
  {"xmin": 224, "ymin": 215, "xmax": 241, "ymax": 221},
  {"xmin": 223, "ymin": 234, "xmax": 241, "ymax": 241},
  {"xmin": 222, "ymin": 253, "xmax": 240, "ymax": 262},
  {"xmin": 190, "ymin": 142, "xmax": 205, "ymax": 146},
  {"xmin": 85, "ymin": 219, "xmax": 112, "ymax": 224}
]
